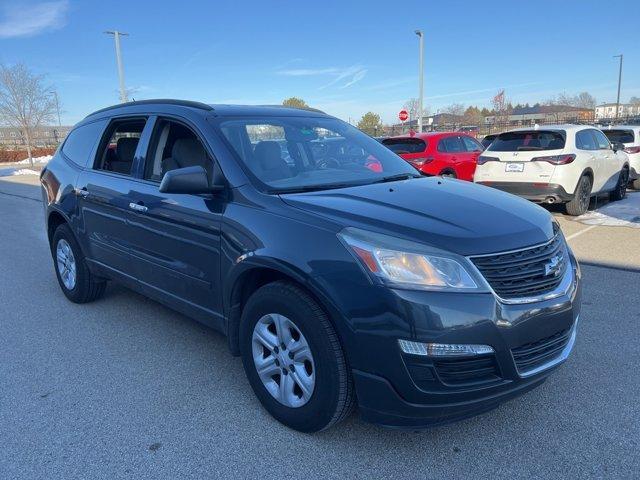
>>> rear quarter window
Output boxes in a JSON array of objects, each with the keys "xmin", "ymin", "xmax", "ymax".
[
  {"xmin": 62, "ymin": 120, "xmax": 108, "ymax": 167},
  {"xmin": 602, "ymin": 129, "xmax": 635, "ymax": 144},
  {"xmin": 489, "ymin": 131, "xmax": 566, "ymax": 151},
  {"xmin": 382, "ymin": 138, "xmax": 427, "ymax": 154}
]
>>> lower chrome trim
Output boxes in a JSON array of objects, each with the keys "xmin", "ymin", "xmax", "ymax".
[{"xmin": 515, "ymin": 315, "xmax": 579, "ymax": 378}]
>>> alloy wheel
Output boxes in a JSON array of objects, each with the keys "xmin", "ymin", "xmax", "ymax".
[
  {"xmin": 251, "ymin": 313, "xmax": 315, "ymax": 408},
  {"xmin": 56, "ymin": 239, "xmax": 77, "ymax": 290}
]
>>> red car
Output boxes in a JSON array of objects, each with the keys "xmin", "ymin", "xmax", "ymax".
[{"xmin": 382, "ymin": 132, "xmax": 483, "ymax": 181}]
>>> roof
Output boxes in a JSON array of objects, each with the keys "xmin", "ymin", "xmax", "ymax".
[
  {"xmin": 85, "ymin": 99, "xmax": 327, "ymax": 120},
  {"xmin": 602, "ymin": 124, "xmax": 640, "ymax": 130},
  {"xmin": 387, "ymin": 131, "xmax": 463, "ymax": 140},
  {"xmin": 508, "ymin": 124, "xmax": 590, "ymax": 133}
]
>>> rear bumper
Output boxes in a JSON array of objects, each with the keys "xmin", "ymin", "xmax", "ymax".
[{"xmin": 477, "ymin": 181, "xmax": 574, "ymax": 203}]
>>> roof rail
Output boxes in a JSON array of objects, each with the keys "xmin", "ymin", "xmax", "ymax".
[
  {"xmin": 260, "ymin": 104, "xmax": 326, "ymax": 114},
  {"xmin": 86, "ymin": 99, "xmax": 214, "ymax": 117}
]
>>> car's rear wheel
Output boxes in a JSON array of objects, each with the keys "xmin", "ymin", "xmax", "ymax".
[
  {"xmin": 439, "ymin": 170, "xmax": 457, "ymax": 179},
  {"xmin": 565, "ymin": 175, "xmax": 592, "ymax": 216},
  {"xmin": 240, "ymin": 281, "xmax": 355, "ymax": 432},
  {"xmin": 52, "ymin": 224, "xmax": 106, "ymax": 303},
  {"xmin": 610, "ymin": 168, "xmax": 628, "ymax": 201}
]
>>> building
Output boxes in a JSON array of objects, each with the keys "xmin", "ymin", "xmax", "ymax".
[
  {"xmin": 594, "ymin": 103, "xmax": 640, "ymax": 120},
  {"xmin": 0, "ymin": 126, "xmax": 70, "ymax": 147},
  {"xmin": 484, "ymin": 105, "xmax": 593, "ymax": 127}
]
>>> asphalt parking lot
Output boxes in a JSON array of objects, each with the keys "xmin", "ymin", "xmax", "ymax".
[{"xmin": 1, "ymin": 174, "xmax": 638, "ymax": 479}]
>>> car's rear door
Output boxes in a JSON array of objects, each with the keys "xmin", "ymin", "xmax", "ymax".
[
  {"xmin": 436, "ymin": 135, "xmax": 465, "ymax": 176},
  {"xmin": 76, "ymin": 116, "xmax": 152, "ymax": 277},
  {"xmin": 124, "ymin": 116, "xmax": 224, "ymax": 327}
]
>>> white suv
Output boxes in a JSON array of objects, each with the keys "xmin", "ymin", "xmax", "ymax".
[
  {"xmin": 601, "ymin": 125, "xmax": 640, "ymax": 190},
  {"xmin": 474, "ymin": 125, "xmax": 630, "ymax": 215}
]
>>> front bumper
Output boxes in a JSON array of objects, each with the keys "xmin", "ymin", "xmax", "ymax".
[
  {"xmin": 316, "ymin": 252, "xmax": 582, "ymax": 429},
  {"xmin": 477, "ymin": 181, "xmax": 574, "ymax": 203}
]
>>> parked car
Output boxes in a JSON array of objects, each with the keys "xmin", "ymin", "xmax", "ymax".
[
  {"xmin": 602, "ymin": 125, "xmax": 640, "ymax": 189},
  {"xmin": 474, "ymin": 125, "xmax": 630, "ymax": 216},
  {"xmin": 382, "ymin": 132, "xmax": 484, "ymax": 181},
  {"xmin": 41, "ymin": 100, "xmax": 581, "ymax": 432},
  {"xmin": 458, "ymin": 125, "xmax": 479, "ymax": 137},
  {"xmin": 481, "ymin": 133, "xmax": 498, "ymax": 150}
]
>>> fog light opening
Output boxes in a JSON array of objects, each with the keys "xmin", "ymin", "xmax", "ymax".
[{"xmin": 398, "ymin": 339, "xmax": 494, "ymax": 357}]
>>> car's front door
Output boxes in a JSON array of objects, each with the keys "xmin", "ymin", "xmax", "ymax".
[
  {"xmin": 125, "ymin": 117, "xmax": 225, "ymax": 327},
  {"xmin": 592, "ymin": 129, "xmax": 621, "ymax": 191}
]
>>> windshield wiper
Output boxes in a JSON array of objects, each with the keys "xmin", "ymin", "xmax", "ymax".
[
  {"xmin": 273, "ymin": 183, "xmax": 358, "ymax": 194},
  {"xmin": 370, "ymin": 173, "xmax": 422, "ymax": 184}
]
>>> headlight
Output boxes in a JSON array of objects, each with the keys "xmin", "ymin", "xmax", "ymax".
[{"xmin": 338, "ymin": 227, "xmax": 486, "ymax": 292}]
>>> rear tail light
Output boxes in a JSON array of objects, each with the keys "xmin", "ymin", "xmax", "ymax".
[
  {"xmin": 477, "ymin": 155, "xmax": 499, "ymax": 165},
  {"xmin": 624, "ymin": 146, "xmax": 640, "ymax": 154},
  {"xmin": 408, "ymin": 156, "xmax": 434, "ymax": 167},
  {"xmin": 532, "ymin": 154, "xmax": 576, "ymax": 165}
]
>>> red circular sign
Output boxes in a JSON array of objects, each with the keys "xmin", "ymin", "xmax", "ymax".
[{"xmin": 398, "ymin": 109, "xmax": 409, "ymax": 122}]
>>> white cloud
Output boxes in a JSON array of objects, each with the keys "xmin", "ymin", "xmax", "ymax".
[
  {"xmin": 276, "ymin": 64, "xmax": 368, "ymax": 90},
  {"xmin": 0, "ymin": 1, "xmax": 69, "ymax": 38}
]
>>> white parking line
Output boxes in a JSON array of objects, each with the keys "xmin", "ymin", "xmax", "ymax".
[{"xmin": 565, "ymin": 224, "xmax": 598, "ymax": 242}]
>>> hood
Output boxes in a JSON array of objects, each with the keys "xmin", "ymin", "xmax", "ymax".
[{"xmin": 280, "ymin": 177, "xmax": 554, "ymax": 256}]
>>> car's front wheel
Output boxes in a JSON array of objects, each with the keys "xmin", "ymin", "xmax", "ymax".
[
  {"xmin": 610, "ymin": 168, "xmax": 628, "ymax": 201},
  {"xmin": 565, "ymin": 175, "xmax": 592, "ymax": 216},
  {"xmin": 240, "ymin": 281, "xmax": 355, "ymax": 432},
  {"xmin": 52, "ymin": 224, "xmax": 106, "ymax": 303}
]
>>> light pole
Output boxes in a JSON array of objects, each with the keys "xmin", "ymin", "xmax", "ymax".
[
  {"xmin": 52, "ymin": 91, "xmax": 61, "ymax": 126},
  {"xmin": 104, "ymin": 30, "xmax": 129, "ymax": 103},
  {"xmin": 415, "ymin": 30, "xmax": 424, "ymax": 133},
  {"xmin": 614, "ymin": 54, "xmax": 623, "ymax": 120}
]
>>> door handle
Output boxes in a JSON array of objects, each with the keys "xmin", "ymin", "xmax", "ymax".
[
  {"xmin": 129, "ymin": 202, "xmax": 148, "ymax": 213},
  {"xmin": 76, "ymin": 187, "xmax": 89, "ymax": 198}
]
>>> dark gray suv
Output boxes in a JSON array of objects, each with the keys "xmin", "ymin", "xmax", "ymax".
[{"xmin": 41, "ymin": 100, "xmax": 581, "ymax": 431}]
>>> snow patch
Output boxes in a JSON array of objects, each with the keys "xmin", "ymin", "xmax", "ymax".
[
  {"xmin": 17, "ymin": 155, "xmax": 52, "ymax": 165},
  {"xmin": 573, "ymin": 192, "xmax": 640, "ymax": 228}
]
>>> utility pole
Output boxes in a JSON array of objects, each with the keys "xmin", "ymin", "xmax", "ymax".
[
  {"xmin": 52, "ymin": 91, "xmax": 61, "ymax": 126},
  {"xmin": 104, "ymin": 30, "xmax": 129, "ymax": 103},
  {"xmin": 415, "ymin": 30, "xmax": 424, "ymax": 133},
  {"xmin": 614, "ymin": 54, "xmax": 623, "ymax": 120}
]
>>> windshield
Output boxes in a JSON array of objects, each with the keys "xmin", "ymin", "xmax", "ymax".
[
  {"xmin": 488, "ymin": 130, "xmax": 566, "ymax": 151},
  {"xmin": 216, "ymin": 116, "xmax": 418, "ymax": 192},
  {"xmin": 382, "ymin": 137, "xmax": 427, "ymax": 154},
  {"xmin": 603, "ymin": 129, "xmax": 634, "ymax": 144}
]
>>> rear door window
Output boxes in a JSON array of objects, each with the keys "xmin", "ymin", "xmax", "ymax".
[
  {"xmin": 382, "ymin": 138, "xmax": 427, "ymax": 154},
  {"xmin": 489, "ymin": 131, "xmax": 566, "ymax": 151},
  {"xmin": 576, "ymin": 130, "xmax": 597, "ymax": 150},
  {"xmin": 94, "ymin": 118, "xmax": 147, "ymax": 175},
  {"xmin": 438, "ymin": 136, "xmax": 464, "ymax": 153},
  {"xmin": 61, "ymin": 120, "xmax": 108, "ymax": 167},
  {"xmin": 602, "ymin": 129, "xmax": 634, "ymax": 144}
]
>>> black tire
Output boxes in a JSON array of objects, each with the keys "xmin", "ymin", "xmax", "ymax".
[
  {"xmin": 565, "ymin": 175, "xmax": 592, "ymax": 216},
  {"xmin": 51, "ymin": 224, "xmax": 106, "ymax": 303},
  {"xmin": 240, "ymin": 281, "xmax": 355, "ymax": 432},
  {"xmin": 610, "ymin": 168, "xmax": 628, "ymax": 201},
  {"xmin": 632, "ymin": 178, "xmax": 640, "ymax": 190}
]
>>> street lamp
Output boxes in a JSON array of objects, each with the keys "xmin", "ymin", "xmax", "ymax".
[
  {"xmin": 613, "ymin": 54, "xmax": 623, "ymax": 120},
  {"xmin": 104, "ymin": 30, "xmax": 129, "ymax": 103},
  {"xmin": 415, "ymin": 30, "xmax": 424, "ymax": 133}
]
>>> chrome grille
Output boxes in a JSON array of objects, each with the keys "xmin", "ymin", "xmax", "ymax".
[{"xmin": 470, "ymin": 231, "xmax": 567, "ymax": 300}]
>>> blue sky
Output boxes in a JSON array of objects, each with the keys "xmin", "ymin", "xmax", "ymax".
[{"xmin": 1, "ymin": 0, "xmax": 639, "ymax": 125}]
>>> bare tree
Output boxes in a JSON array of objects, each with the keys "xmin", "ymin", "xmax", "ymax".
[
  {"xmin": 0, "ymin": 63, "xmax": 56, "ymax": 168},
  {"xmin": 442, "ymin": 103, "xmax": 465, "ymax": 117},
  {"xmin": 573, "ymin": 92, "xmax": 596, "ymax": 109},
  {"xmin": 403, "ymin": 98, "xmax": 419, "ymax": 121},
  {"xmin": 491, "ymin": 90, "xmax": 511, "ymax": 126}
]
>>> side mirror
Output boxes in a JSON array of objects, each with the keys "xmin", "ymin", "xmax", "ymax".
[
  {"xmin": 612, "ymin": 142, "xmax": 625, "ymax": 153},
  {"xmin": 159, "ymin": 166, "xmax": 223, "ymax": 194}
]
